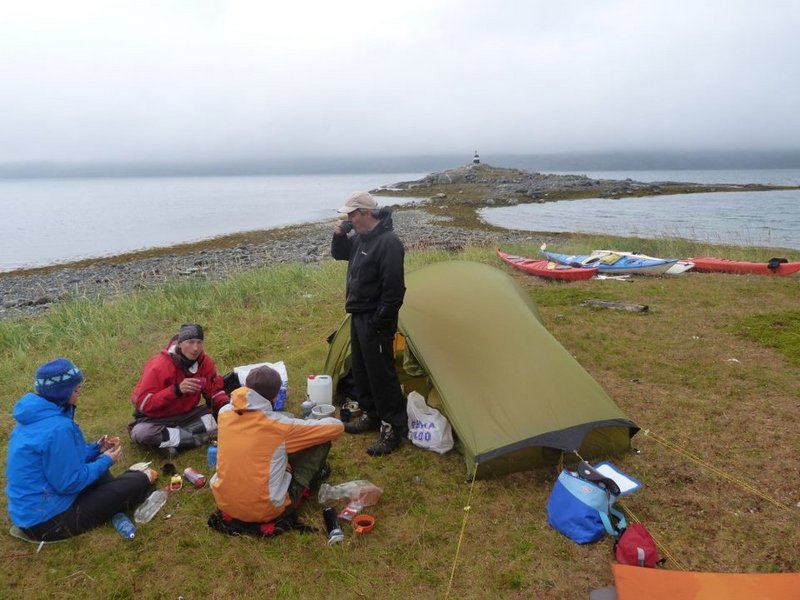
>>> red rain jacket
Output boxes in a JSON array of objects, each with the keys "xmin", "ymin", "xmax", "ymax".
[{"xmin": 131, "ymin": 340, "xmax": 229, "ymax": 418}]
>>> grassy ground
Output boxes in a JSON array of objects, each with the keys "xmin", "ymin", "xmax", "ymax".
[{"xmin": 0, "ymin": 236, "xmax": 798, "ymax": 599}]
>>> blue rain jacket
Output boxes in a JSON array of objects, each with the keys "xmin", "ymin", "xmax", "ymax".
[{"xmin": 5, "ymin": 393, "xmax": 112, "ymax": 528}]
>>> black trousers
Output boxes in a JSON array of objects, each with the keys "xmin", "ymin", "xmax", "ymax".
[
  {"xmin": 22, "ymin": 470, "xmax": 151, "ymax": 541},
  {"xmin": 349, "ymin": 312, "xmax": 407, "ymax": 434}
]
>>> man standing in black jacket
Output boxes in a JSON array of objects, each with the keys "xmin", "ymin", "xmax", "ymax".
[{"xmin": 331, "ymin": 191, "xmax": 407, "ymax": 456}]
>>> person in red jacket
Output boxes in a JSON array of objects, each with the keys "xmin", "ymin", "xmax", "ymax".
[{"xmin": 128, "ymin": 324, "xmax": 229, "ymax": 458}]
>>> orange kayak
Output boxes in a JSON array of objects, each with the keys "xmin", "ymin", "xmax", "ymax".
[
  {"xmin": 689, "ymin": 256, "xmax": 800, "ymax": 276},
  {"xmin": 496, "ymin": 249, "xmax": 598, "ymax": 282}
]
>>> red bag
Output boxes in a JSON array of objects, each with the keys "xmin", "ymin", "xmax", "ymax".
[{"xmin": 614, "ymin": 523, "xmax": 662, "ymax": 567}]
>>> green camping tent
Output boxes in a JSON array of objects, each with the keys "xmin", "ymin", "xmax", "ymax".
[{"xmin": 324, "ymin": 260, "xmax": 638, "ymax": 478}]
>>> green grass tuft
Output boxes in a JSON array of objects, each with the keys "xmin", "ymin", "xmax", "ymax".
[
  {"xmin": 1, "ymin": 236, "xmax": 798, "ymax": 599},
  {"xmin": 731, "ymin": 310, "xmax": 800, "ymax": 366}
]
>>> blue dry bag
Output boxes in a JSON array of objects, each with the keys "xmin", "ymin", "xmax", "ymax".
[{"xmin": 546, "ymin": 468, "xmax": 626, "ymax": 544}]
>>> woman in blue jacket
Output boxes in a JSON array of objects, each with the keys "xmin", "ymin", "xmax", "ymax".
[{"xmin": 5, "ymin": 358, "xmax": 153, "ymax": 541}]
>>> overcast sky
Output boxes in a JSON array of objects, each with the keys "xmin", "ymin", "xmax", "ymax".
[{"xmin": 1, "ymin": 1, "xmax": 798, "ymax": 164}]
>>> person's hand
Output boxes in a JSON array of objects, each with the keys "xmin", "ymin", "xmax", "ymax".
[
  {"xmin": 103, "ymin": 444, "xmax": 122, "ymax": 463},
  {"xmin": 369, "ymin": 316, "xmax": 393, "ymax": 335},
  {"xmin": 98, "ymin": 435, "xmax": 121, "ymax": 452},
  {"xmin": 334, "ymin": 220, "xmax": 352, "ymax": 236},
  {"xmin": 179, "ymin": 378, "xmax": 203, "ymax": 395}
]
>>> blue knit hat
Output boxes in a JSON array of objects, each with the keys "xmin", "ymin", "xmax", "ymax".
[{"xmin": 34, "ymin": 358, "xmax": 84, "ymax": 406}]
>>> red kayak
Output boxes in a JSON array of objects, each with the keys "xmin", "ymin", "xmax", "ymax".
[
  {"xmin": 689, "ymin": 256, "xmax": 800, "ymax": 276},
  {"xmin": 497, "ymin": 249, "xmax": 598, "ymax": 281}
]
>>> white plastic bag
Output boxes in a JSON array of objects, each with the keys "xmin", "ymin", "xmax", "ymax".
[
  {"xmin": 234, "ymin": 360, "xmax": 288, "ymax": 386},
  {"xmin": 406, "ymin": 391, "xmax": 454, "ymax": 454}
]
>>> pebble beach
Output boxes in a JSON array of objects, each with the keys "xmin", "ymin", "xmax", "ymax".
[{"xmin": 0, "ymin": 209, "xmax": 538, "ymax": 321}]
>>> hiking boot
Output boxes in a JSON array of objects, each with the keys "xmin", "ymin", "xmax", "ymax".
[
  {"xmin": 185, "ymin": 420, "xmax": 209, "ymax": 435},
  {"xmin": 194, "ymin": 430, "xmax": 216, "ymax": 445},
  {"xmin": 185, "ymin": 420, "xmax": 218, "ymax": 442},
  {"xmin": 160, "ymin": 446, "xmax": 179, "ymax": 460},
  {"xmin": 366, "ymin": 422, "xmax": 403, "ymax": 456},
  {"xmin": 159, "ymin": 428, "xmax": 205, "ymax": 458},
  {"xmin": 344, "ymin": 413, "xmax": 380, "ymax": 434}
]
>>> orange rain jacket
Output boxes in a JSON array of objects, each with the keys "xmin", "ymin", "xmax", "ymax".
[{"xmin": 210, "ymin": 386, "xmax": 344, "ymax": 523}]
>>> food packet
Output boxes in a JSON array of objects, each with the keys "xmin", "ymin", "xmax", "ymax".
[{"xmin": 337, "ymin": 500, "xmax": 364, "ymax": 522}]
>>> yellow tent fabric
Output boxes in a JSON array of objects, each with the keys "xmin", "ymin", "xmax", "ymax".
[{"xmin": 613, "ymin": 564, "xmax": 800, "ymax": 600}]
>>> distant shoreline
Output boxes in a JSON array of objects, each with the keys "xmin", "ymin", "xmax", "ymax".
[{"xmin": 3, "ymin": 149, "xmax": 800, "ymax": 179}]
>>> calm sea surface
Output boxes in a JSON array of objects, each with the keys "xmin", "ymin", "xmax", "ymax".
[
  {"xmin": 480, "ymin": 168, "xmax": 800, "ymax": 251},
  {"xmin": 2, "ymin": 168, "xmax": 799, "ymax": 272},
  {"xmin": 0, "ymin": 173, "xmax": 424, "ymax": 272}
]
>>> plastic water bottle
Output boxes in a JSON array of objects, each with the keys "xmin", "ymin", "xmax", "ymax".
[
  {"xmin": 207, "ymin": 442, "xmax": 218, "ymax": 468},
  {"xmin": 274, "ymin": 383, "xmax": 287, "ymax": 411},
  {"xmin": 134, "ymin": 489, "xmax": 169, "ymax": 524},
  {"xmin": 112, "ymin": 512, "xmax": 136, "ymax": 539}
]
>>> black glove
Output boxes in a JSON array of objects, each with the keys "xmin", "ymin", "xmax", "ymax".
[{"xmin": 369, "ymin": 316, "xmax": 394, "ymax": 335}]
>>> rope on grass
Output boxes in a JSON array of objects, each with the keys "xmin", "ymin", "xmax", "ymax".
[
  {"xmin": 574, "ymin": 450, "xmax": 687, "ymax": 570},
  {"xmin": 445, "ymin": 464, "xmax": 478, "ymax": 599},
  {"xmin": 617, "ymin": 501, "xmax": 686, "ymax": 571},
  {"xmin": 642, "ymin": 429, "xmax": 796, "ymax": 513}
]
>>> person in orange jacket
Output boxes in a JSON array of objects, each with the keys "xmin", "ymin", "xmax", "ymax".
[
  {"xmin": 128, "ymin": 324, "xmax": 229, "ymax": 458},
  {"xmin": 210, "ymin": 365, "xmax": 343, "ymax": 529}
]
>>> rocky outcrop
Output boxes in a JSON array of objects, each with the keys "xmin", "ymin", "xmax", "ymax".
[{"xmin": 382, "ymin": 163, "xmax": 737, "ymax": 204}]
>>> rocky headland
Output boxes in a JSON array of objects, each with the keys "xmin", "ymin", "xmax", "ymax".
[{"xmin": 378, "ymin": 162, "xmax": 786, "ymax": 204}]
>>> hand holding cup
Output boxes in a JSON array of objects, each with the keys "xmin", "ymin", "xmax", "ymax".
[
  {"xmin": 179, "ymin": 378, "xmax": 204, "ymax": 394},
  {"xmin": 335, "ymin": 220, "xmax": 352, "ymax": 235},
  {"xmin": 98, "ymin": 435, "xmax": 121, "ymax": 451}
]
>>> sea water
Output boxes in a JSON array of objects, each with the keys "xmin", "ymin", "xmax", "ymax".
[
  {"xmin": 0, "ymin": 172, "xmax": 425, "ymax": 272},
  {"xmin": 548, "ymin": 167, "xmax": 800, "ymax": 186},
  {"xmin": 480, "ymin": 168, "xmax": 800, "ymax": 251},
  {"xmin": 2, "ymin": 168, "xmax": 799, "ymax": 271}
]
